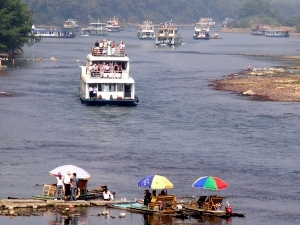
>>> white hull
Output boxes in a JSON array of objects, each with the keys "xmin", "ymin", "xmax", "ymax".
[{"xmin": 137, "ymin": 30, "xmax": 155, "ymax": 39}]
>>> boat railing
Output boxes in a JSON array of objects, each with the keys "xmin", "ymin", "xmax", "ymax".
[
  {"xmin": 158, "ymin": 33, "xmax": 174, "ymax": 37},
  {"xmin": 92, "ymin": 47, "xmax": 125, "ymax": 57},
  {"xmin": 89, "ymin": 70, "xmax": 123, "ymax": 79}
]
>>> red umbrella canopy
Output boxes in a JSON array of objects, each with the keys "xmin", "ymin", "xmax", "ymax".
[{"xmin": 192, "ymin": 176, "xmax": 228, "ymax": 190}]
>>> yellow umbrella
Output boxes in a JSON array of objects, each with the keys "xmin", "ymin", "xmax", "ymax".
[{"xmin": 137, "ymin": 174, "xmax": 174, "ymax": 189}]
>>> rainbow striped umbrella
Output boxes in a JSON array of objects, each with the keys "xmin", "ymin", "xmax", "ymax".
[{"xmin": 192, "ymin": 176, "xmax": 228, "ymax": 190}]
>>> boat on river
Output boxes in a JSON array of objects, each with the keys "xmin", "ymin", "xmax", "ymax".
[
  {"xmin": 264, "ymin": 29, "xmax": 290, "ymax": 37},
  {"xmin": 193, "ymin": 18, "xmax": 210, "ymax": 40},
  {"xmin": 137, "ymin": 20, "xmax": 155, "ymax": 39},
  {"xmin": 250, "ymin": 24, "xmax": 268, "ymax": 35},
  {"xmin": 63, "ymin": 19, "xmax": 79, "ymax": 30},
  {"xmin": 155, "ymin": 20, "xmax": 182, "ymax": 46},
  {"xmin": 32, "ymin": 26, "xmax": 76, "ymax": 38},
  {"xmin": 79, "ymin": 40, "xmax": 139, "ymax": 106},
  {"xmin": 81, "ymin": 20, "xmax": 108, "ymax": 36},
  {"xmin": 106, "ymin": 16, "xmax": 122, "ymax": 32}
]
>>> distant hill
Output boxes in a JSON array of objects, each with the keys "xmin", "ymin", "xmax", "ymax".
[{"xmin": 21, "ymin": 0, "xmax": 300, "ymax": 26}]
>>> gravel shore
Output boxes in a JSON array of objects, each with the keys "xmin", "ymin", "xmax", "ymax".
[{"xmin": 210, "ymin": 66, "xmax": 300, "ymax": 102}]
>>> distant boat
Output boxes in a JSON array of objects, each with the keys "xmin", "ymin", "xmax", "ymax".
[
  {"xmin": 137, "ymin": 20, "xmax": 155, "ymax": 39},
  {"xmin": 106, "ymin": 16, "xmax": 122, "ymax": 32},
  {"xmin": 264, "ymin": 29, "xmax": 290, "ymax": 37},
  {"xmin": 155, "ymin": 20, "xmax": 182, "ymax": 46},
  {"xmin": 251, "ymin": 24, "xmax": 268, "ymax": 35},
  {"xmin": 211, "ymin": 33, "xmax": 220, "ymax": 39},
  {"xmin": 63, "ymin": 19, "xmax": 79, "ymax": 29},
  {"xmin": 31, "ymin": 25, "xmax": 75, "ymax": 38},
  {"xmin": 193, "ymin": 18, "xmax": 210, "ymax": 40},
  {"xmin": 62, "ymin": 19, "xmax": 80, "ymax": 34},
  {"xmin": 81, "ymin": 20, "xmax": 108, "ymax": 36}
]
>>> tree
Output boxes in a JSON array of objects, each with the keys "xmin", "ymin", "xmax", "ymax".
[
  {"xmin": 239, "ymin": 0, "xmax": 278, "ymax": 19},
  {"xmin": 0, "ymin": 0, "xmax": 37, "ymax": 57}
]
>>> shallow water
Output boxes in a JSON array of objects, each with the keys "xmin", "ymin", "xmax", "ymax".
[{"xmin": 0, "ymin": 26, "xmax": 300, "ymax": 225}]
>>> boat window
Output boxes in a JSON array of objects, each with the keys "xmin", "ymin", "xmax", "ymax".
[
  {"xmin": 109, "ymin": 84, "xmax": 116, "ymax": 92},
  {"xmin": 103, "ymin": 84, "xmax": 109, "ymax": 92},
  {"xmin": 117, "ymin": 84, "xmax": 123, "ymax": 92},
  {"xmin": 121, "ymin": 62, "xmax": 127, "ymax": 70},
  {"xmin": 98, "ymin": 84, "xmax": 103, "ymax": 91}
]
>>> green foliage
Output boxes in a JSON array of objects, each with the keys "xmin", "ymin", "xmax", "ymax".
[
  {"xmin": 13, "ymin": 0, "xmax": 300, "ymax": 32},
  {"xmin": 228, "ymin": 19, "xmax": 250, "ymax": 29},
  {"xmin": 21, "ymin": 0, "xmax": 250, "ymax": 25},
  {"xmin": 0, "ymin": 0, "xmax": 37, "ymax": 54},
  {"xmin": 239, "ymin": 0, "xmax": 278, "ymax": 19}
]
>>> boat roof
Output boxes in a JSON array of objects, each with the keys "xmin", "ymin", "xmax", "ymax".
[{"xmin": 90, "ymin": 22, "xmax": 106, "ymax": 25}]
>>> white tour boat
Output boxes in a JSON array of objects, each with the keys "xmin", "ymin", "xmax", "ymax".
[
  {"xmin": 106, "ymin": 16, "xmax": 122, "ymax": 32},
  {"xmin": 79, "ymin": 41, "xmax": 139, "ymax": 106},
  {"xmin": 32, "ymin": 25, "xmax": 75, "ymax": 38},
  {"xmin": 63, "ymin": 19, "xmax": 79, "ymax": 30},
  {"xmin": 155, "ymin": 20, "xmax": 182, "ymax": 46},
  {"xmin": 81, "ymin": 20, "xmax": 108, "ymax": 36},
  {"xmin": 264, "ymin": 29, "xmax": 290, "ymax": 37},
  {"xmin": 137, "ymin": 20, "xmax": 155, "ymax": 39},
  {"xmin": 193, "ymin": 18, "xmax": 210, "ymax": 40}
]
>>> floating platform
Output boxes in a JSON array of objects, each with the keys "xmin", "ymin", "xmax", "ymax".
[
  {"xmin": 0, "ymin": 199, "xmax": 133, "ymax": 210},
  {"xmin": 185, "ymin": 206, "xmax": 246, "ymax": 218}
]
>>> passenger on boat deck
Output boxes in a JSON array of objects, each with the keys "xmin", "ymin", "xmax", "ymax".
[
  {"xmin": 70, "ymin": 173, "xmax": 78, "ymax": 201},
  {"xmin": 54, "ymin": 172, "xmax": 64, "ymax": 200},
  {"xmin": 104, "ymin": 63, "xmax": 110, "ymax": 71},
  {"xmin": 111, "ymin": 41, "xmax": 116, "ymax": 54},
  {"xmin": 95, "ymin": 62, "xmax": 101, "ymax": 71},
  {"xmin": 118, "ymin": 64, "xmax": 122, "ymax": 71},
  {"xmin": 93, "ymin": 86, "xmax": 97, "ymax": 97},
  {"xmin": 89, "ymin": 86, "xmax": 93, "ymax": 99},
  {"xmin": 103, "ymin": 188, "xmax": 114, "ymax": 201},
  {"xmin": 103, "ymin": 39, "xmax": 108, "ymax": 48},
  {"xmin": 160, "ymin": 189, "xmax": 166, "ymax": 195},
  {"xmin": 95, "ymin": 40, "xmax": 99, "ymax": 47},
  {"xmin": 114, "ymin": 63, "xmax": 118, "ymax": 71},
  {"xmin": 151, "ymin": 190, "xmax": 157, "ymax": 203},
  {"xmin": 109, "ymin": 63, "xmax": 114, "ymax": 74},
  {"xmin": 89, "ymin": 63, "xmax": 95, "ymax": 72},
  {"xmin": 99, "ymin": 64, "xmax": 104, "ymax": 77},
  {"xmin": 99, "ymin": 41, "xmax": 104, "ymax": 48},
  {"xmin": 63, "ymin": 171, "xmax": 72, "ymax": 200},
  {"xmin": 119, "ymin": 41, "xmax": 125, "ymax": 50},
  {"xmin": 107, "ymin": 39, "xmax": 111, "ymax": 47},
  {"xmin": 144, "ymin": 189, "xmax": 151, "ymax": 206}
]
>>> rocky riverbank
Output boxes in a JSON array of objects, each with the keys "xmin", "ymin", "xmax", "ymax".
[
  {"xmin": 210, "ymin": 65, "xmax": 300, "ymax": 102},
  {"xmin": 219, "ymin": 26, "xmax": 299, "ymax": 35}
]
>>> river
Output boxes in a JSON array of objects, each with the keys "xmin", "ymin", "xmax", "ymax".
[{"xmin": 0, "ymin": 26, "xmax": 300, "ymax": 225}]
